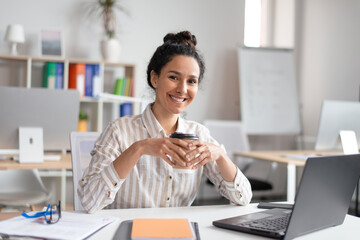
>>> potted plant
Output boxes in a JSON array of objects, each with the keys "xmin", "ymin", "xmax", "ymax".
[
  {"xmin": 88, "ymin": 0, "xmax": 128, "ymax": 62},
  {"xmin": 78, "ymin": 110, "xmax": 88, "ymax": 132}
]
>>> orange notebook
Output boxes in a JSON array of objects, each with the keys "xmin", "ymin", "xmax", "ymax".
[{"xmin": 131, "ymin": 218, "xmax": 195, "ymax": 240}]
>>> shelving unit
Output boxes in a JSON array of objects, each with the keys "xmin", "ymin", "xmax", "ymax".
[
  {"xmin": 0, "ymin": 54, "xmax": 149, "ymax": 209},
  {"xmin": 0, "ymin": 54, "xmax": 147, "ymax": 132}
]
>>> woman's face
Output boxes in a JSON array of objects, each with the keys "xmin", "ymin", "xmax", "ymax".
[{"xmin": 151, "ymin": 55, "xmax": 200, "ymax": 116}]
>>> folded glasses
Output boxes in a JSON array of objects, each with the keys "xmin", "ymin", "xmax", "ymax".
[{"xmin": 21, "ymin": 201, "xmax": 61, "ymax": 224}]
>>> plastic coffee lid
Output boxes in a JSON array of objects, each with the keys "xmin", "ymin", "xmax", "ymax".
[{"xmin": 169, "ymin": 132, "xmax": 199, "ymax": 139}]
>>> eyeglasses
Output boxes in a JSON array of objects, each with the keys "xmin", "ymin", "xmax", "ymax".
[{"xmin": 21, "ymin": 201, "xmax": 61, "ymax": 224}]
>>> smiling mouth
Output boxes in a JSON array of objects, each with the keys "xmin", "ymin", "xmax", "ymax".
[{"xmin": 170, "ymin": 95, "xmax": 186, "ymax": 102}]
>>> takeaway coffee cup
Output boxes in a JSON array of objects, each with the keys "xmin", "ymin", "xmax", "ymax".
[{"xmin": 169, "ymin": 132, "xmax": 199, "ymax": 169}]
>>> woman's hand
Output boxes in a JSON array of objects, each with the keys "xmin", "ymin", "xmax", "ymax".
[
  {"xmin": 141, "ymin": 138, "xmax": 190, "ymax": 167},
  {"xmin": 113, "ymin": 137, "xmax": 188, "ymax": 179},
  {"xmin": 183, "ymin": 140, "xmax": 237, "ymax": 182},
  {"xmin": 183, "ymin": 140, "xmax": 225, "ymax": 169},
  {"xmin": 114, "ymin": 137, "xmax": 192, "ymax": 179}
]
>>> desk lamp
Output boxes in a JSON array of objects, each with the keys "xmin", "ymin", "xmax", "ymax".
[{"xmin": 4, "ymin": 24, "xmax": 25, "ymax": 55}]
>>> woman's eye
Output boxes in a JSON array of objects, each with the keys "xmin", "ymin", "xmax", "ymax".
[
  {"xmin": 188, "ymin": 79, "xmax": 198, "ymax": 84},
  {"xmin": 169, "ymin": 76, "xmax": 178, "ymax": 80}
]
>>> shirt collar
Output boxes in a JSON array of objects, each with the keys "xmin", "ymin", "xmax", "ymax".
[
  {"xmin": 141, "ymin": 103, "xmax": 185, "ymax": 138},
  {"xmin": 175, "ymin": 116, "xmax": 185, "ymax": 133},
  {"xmin": 141, "ymin": 103, "xmax": 163, "ymax": 138}
]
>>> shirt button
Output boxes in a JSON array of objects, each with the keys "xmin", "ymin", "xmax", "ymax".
[
  {"xmin": 169, "ymin": 176, "xmax": 172, "ymax": 180},
  {"xmin": 167, "ymin": 197, "xmax": 170, "ymax": 201},
  {"xmin": 114, "ymin": 182, "xmax": 118, "ymax": 186}
]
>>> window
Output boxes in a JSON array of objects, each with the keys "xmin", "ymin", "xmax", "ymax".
[
  {"xmin": 244, "ymin": 0, "xmax": 262, "ymax": 47},
  {"xmin": 244, "ymin": 0, "xmax": 295, "ymax": 48}
]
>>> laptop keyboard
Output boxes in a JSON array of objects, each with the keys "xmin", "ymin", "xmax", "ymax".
[{"xmin": 240, "ymin": 214, "xmax": 290, "ymax": 232}]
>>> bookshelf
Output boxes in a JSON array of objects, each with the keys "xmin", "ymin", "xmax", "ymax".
[{"xmin": 0, "ymin": 54, "xmax": 145, "ymax": 132}]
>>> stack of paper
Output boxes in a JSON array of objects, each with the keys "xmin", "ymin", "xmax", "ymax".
[{"xmin": 0, "ymin": 211, "xmax": 117, "ymax": 240}]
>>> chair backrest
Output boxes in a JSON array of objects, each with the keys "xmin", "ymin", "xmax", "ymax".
[
  {"xmin": 203, "ymin": 120, "xmax": 252, "ymax": 171},
  {"xmin": 0, "ymin": 169, "xmax": 51, "ymax": 207},
  {"xmin": 70, "ymin": 131, "xmax": 101, "ymax": 211}
]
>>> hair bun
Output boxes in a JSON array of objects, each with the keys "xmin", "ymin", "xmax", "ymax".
[{"xmin": 163, "ymin": 31, "xmax": 197, "ymax": 49}]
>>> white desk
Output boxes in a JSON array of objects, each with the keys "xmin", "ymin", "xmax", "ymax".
[
  {"xmin": 88, "ymin": 204, "xmax": 359, "ymax": 240},
  {"xmin": 234, "ymin": 150, "xmax": 341, "ymax": 202}
]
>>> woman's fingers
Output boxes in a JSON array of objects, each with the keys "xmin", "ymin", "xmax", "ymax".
[
  {"xmin": 188, "ymin": 150, "xmax": 210, "ymax": 168},
  {"xmin": 185, "ymin": 144, "xmax": 207, "ymax": 163},
  {"xmin": 160, "ymin": 153, "xmax": 175, "ymax": 167},
  {"xmin": 148, "ymin": 138, "xmax": 217, "ymax": 168},
  {"xmin": 192, "ymin": 156, "xmax": 211, "ymax": 169},
  {"xmin": 184, "ymin": 142, "xmax": 223, "ymax": 168},
  {"xmin": 161, "ymin": 139, "xmax": 188, "ymax": 167}
]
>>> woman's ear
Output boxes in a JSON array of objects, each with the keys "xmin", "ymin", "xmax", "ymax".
[{"xmin": 150, "ymin": 70, "xmax": 158, "ymax": 88}]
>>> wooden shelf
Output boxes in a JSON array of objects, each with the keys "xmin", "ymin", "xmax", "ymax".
[
  {"xmin": 0, "ymin": 54, "xmax": 135, "ymax": 66},
  {"xmin": 0, "ymin": 54, "xmax": 144, "ymax": 132}
]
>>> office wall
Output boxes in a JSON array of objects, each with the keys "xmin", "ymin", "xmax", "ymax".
[
  {"xmin": 1, "ymin": 0, "xmax": 359, "ymax": 146},
  {"xmin": 272, "ymin": 0, "xmax": 295, "ymax": 48},
  {"xmin": 0, "ymin": 0, "xmax": 250, "ymax": 203},
  {"xmin": 296, "ymin": 0, "xmax": 360, "ymax": 147},
  {"xmin": 257, "ymin": 0, "xmax": 360, "ymax": 149},
  {"xmin": 2, "ymin": 0, "xmax": 359, "ymax": 201},
  {"xmin": 0, "ymin": 0, "xmax": 245, "ymax": 123}
]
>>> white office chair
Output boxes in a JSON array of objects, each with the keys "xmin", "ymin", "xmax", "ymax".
[
  {"xmin": 0, "ymin": 169, "xmax": 51, "ymax": 211},
  {"xmin": 70, "ymin": 131, "xmax": 101, "ymax": 211},
  {"xmin": 203, "ymin": 120, "xmax": 272, "ymax": 191}
]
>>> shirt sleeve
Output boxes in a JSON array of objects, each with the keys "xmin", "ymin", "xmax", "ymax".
[
  {"xmin": 204, "ymin": 160, "xmax": 252, "ymax": 206},
  {"xmin": 199, "ymin": 126, "xmax": 253, "ymax": 205},
  {"xmin": 221, "ymin": 167, "xmax": 253, "ymax": 205},
  {"xmin": 77, "ymin": 121, "xmax": 125, "ymax": 213}
]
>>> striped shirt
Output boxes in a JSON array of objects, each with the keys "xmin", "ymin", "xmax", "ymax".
[{"xmin": 78, "ymin": 104, "xmax": 252, "ymax": 213}]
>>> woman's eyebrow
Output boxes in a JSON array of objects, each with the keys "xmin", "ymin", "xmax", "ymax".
[
  {"xmin": 168, "ymin": 70, "xmax": 199, "ymax": 79},
  {"xmin": 168, "ymin": 70, "xmax": 181, "ymax": 75}
]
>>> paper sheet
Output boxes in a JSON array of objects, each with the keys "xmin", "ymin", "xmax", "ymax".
[{"xmin": 0, "ymin": 211, "xmax": 118, "ymax": 240}]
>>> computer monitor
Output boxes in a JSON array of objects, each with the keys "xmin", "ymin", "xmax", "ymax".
[
  {"xmin": 315, "ymin": 100, "xmax": 360, "ymax": 151},
  {"xmin": 0, "ymin": 86, "xmax": 80, "ymax": 153}
]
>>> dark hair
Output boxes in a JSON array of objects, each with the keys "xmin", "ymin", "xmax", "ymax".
[{"xmin": 146, "ymin": 31, "xmax": 205, "ymax": 89}]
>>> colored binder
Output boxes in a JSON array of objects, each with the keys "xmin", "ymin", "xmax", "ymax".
[
  {"xmin": 55, "ymin": 62, "xmax": 64, "ymax": 89},
  {"xmin": 85, "ymin": 64, "xmax": 93, "ymax": 97},
  {"xmin": 42, "ymin": 62, "xmax": 56, "ymax": 89},
  {"xmin": 120, "ymin": 103, "xmax": 132, "ymax": 117},
  {"xmin": 92, "ymin": 64, "xmax": 101, "ymax": 97},
  {"xmin": 68, "ymin": 64, "xmax": 85, "ymax": 97},
  {"xmin": 114, "ymin": 78, "xmax": 124, "ymax": 95},
  {"xmin": 124, "ymin": 77, "xmax": 131, "ymax": 96}
]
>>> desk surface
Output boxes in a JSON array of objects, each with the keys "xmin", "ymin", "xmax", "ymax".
[
  {"xmin": 234, "ymin": 150, "xmax": 342, "ymax": 166},
  {"xmin": 0, "ymin": 212, "xmax": 20, "ymax": 221},
  {"xmin": 87, "ymin": 204, "xmax": 358, "ymax": 240},
  {"xmin": 0, "ymin": 153, "xmax": 71, "ymax": 170}
]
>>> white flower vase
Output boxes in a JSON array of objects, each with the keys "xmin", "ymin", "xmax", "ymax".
[{"xmin": 100, "ymin": 38, "xmax": 121, "ymax": 62}]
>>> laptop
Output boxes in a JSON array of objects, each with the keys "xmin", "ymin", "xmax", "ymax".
[{"xmin": 213, "ymin": 154, "xmax": 360, "ymax": 240}]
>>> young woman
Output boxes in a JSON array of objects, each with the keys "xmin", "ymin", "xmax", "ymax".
[{"xmin": 79, "ymin": 31, "xmax": 252, "ymax": 213}]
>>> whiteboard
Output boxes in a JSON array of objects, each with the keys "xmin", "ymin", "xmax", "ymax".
[{"xmin": 238, "ymin": 47, "xmax": 301, "ymax": 134}]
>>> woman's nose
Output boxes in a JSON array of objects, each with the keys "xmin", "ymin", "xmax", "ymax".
[{"xmin": 176, "ymin": 81, "xmax": 187, "ymax": 93}]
